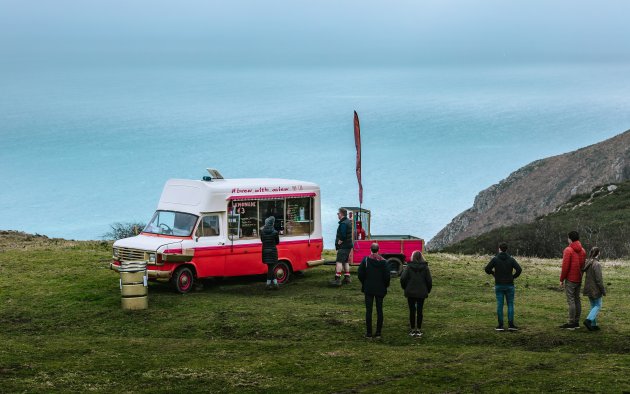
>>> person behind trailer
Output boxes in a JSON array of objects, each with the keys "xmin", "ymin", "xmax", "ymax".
[
  {"xmin": 559, "ymin": 230, "xmax": 587, "ymax": 330},
  {"xmin": 484, "ymin": 242, "xmax": 522, "ymax": 331},
  {"xmin": 261, "ymin": 216, "xmax": 280, "ymax": 290},
  {"xmin": 582, "ymin": 247, "xmax": 606, "ymax": 331},
  {"xmin": 358, "ymin": 243, "xmax": 391, "ymax": 339},
  {"xmin": 400, "ymin": 250, "xmax": 433, "ymax": 337},
  {"xmin": 330, "ymin": 208, "xmax": 354, "ymax": 286}
]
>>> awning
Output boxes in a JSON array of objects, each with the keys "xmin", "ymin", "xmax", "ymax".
[{"xmin": 227, "ymin": 192, "xmax": 316, "ymax": 201}]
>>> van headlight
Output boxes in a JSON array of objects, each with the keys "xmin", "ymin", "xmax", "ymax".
[
  {"xmin": 148, "ymin": 253, "xmax": 156, "ymax": 263},
  {"xmin": 113, "ymin": 248, "xmax": 119, "ymax": 258}
]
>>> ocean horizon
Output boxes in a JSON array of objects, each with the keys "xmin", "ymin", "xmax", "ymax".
[{"xmin": 2, "ymin": 61, "xmax": 630, "ymax": 247}]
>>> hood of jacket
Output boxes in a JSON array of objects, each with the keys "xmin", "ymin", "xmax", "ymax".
[
  {"xmin": 496, "ymin": 251, "xmax": 511, "ymax": 261},
  {"xmin": 406, "ymin": 261, "xmax": 428, "ymax": 272},
  {"xmin": 582, "ymin": 257, "xmax": 598, "ymax": 272},
  {"xmin": 570, "ymin": 240, "xmax": 584, "ymax": 253}
]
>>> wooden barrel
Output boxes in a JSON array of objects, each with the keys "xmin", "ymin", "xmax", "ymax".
[{"xmin": 120, "ymin": 268, "xmax": 148, "ymax": 310}]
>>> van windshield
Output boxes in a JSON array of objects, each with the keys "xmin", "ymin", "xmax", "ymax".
[{"xmin": 143, "ymin": 211, "xmax": 198, "ymax": 237}]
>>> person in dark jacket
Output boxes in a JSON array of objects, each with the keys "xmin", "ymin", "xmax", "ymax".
[
  {"xmin": 330, "ymin": 208, "xmax": 354, "ymax": 286},
  {"xmin": 485, "ymin": 242, "xmax": 522, "ymax": 331},
  {"xmin": 582, "ymin": 247, "xmax": 606, "ymax": 331},
  {"xmin": 559, "ymin": 230, "xmax": 587, "ymax": 329},
  {"xmin": 260, "ymin": 216, "xmax": 280, "ymax": 290},
  {"xmin": 400, "ymin": 250, "xmax": 432, "ymax": 337},
  {"xmin": 358, "ymin": 243, "xmax": 390, "ymax": 339}
]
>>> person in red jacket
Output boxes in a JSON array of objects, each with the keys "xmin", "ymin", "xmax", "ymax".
[{"xmin": 559, "ymin": 230, "xmax": 587, "ymax": 329}]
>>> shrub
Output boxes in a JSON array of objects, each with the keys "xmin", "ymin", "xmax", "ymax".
[{"xmin": 103, "ymin": 222, "xmax": 145, "ymax": 240}]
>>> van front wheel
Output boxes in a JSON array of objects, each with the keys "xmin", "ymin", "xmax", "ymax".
[{"xmin": 172, "ymin": 266, "xmax": 194, "ymax": 294}]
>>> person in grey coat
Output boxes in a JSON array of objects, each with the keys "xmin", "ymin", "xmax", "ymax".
[
  {"xmin": 400, "ymin": 250, "xmax": 433, "ymax": 337},
  {"xmin": 582, "ymin": 247, "xmax": 606, "ymax": 331},
  {"xmin": 261, "ymin": 216, "xmax": 280, "ymax": 290}
]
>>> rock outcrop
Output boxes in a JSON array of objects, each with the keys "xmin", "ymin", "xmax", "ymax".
[{"xmin": 428, "ymin": 129, "xmax": 630, "ymax": 251}]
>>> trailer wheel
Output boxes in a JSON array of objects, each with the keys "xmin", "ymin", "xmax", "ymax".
[
  {"xmin": 172, "ymin": 266, "xmax": 194, "ymax": 294},
  {"xmin": 273, "ymin": 261, "xmax": 291, "ymax": 284},
  {"xmin": 387, "ymin": 257, "xmax": 403, "ymax": 276}
]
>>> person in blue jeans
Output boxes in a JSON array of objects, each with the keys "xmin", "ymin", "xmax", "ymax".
[
  {"xmin": 485, "ymin": 242, "xmax": 522, "ymax": 331},
  {"xmin": 582, "ymin": 247, "xmax": 606, "ymax": 331}
]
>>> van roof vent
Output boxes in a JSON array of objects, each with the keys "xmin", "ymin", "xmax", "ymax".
[{"xmin": 203, "ymin": 168, "xmax": 224, "ymax": 181}]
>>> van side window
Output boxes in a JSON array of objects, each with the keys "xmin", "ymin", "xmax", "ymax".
[{"xmin": 196, "ymin": 215, "xmax": 220, "ymax": 237}]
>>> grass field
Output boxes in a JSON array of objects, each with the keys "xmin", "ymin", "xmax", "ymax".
[{"xmin": 1, "ymin": 233, "xmax": 630, "ymax": 393}]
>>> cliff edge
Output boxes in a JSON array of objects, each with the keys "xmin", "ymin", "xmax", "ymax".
[{"xmin": 428, "ymin": 129, "xmax": 630, "ymax": 250}]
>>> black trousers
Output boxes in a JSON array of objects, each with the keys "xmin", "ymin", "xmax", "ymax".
[
  {"xmin": 407, "ymin": 297, "xmax": 426, "ymax": 329},
  {"xmin": 365, "ymin": 294, "xmax": 384, "ymax": 335},
  {"xmin": 266, "ymin": 263, "xmax": 275, "ymax": 281}
]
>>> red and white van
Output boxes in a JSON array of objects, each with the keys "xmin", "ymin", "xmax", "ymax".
[{"xmin": 110, "ymin": 169, "xmax": 324, "ymax": 293}]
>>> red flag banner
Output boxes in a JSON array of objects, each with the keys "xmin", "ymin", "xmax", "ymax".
[{"xmin": 354, "ymin": 111, "xmax": 363, "ymax": 205}]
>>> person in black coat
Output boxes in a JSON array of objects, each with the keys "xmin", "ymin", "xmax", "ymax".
[
  {"xmin": 484, "ymin": 242, "xmax": 522, "ymax": 331},
  {"xmin": 400, "ymin": 250, "xmax": 433, "ymax": 337},
  {"xmin": 261, "ymin": 216, "xmax": 280, "ymax": 290},
  {"xmin": 358, "ymin": 243, "xmax": 391, "ymax": 339}
]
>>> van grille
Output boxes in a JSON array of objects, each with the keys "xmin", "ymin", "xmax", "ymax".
[{"xmin": 115, "ymin": 247, "xmax": 147, "ymax": 262}]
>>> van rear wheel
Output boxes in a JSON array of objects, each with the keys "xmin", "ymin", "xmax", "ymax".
[
  {"xmin": 172, "ymin": 266, "xmax": 194, "ymax": 294},
  {"xmin": 273, "ymin": 261, "xmax": 291, "ymax": 284},
  {"xmin": 387, "ymin": 257, "xmax": 403, "ymax": 276}
]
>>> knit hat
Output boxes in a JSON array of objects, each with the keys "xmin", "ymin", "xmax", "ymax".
[{"xmin": 264, "ymin": 216, "xmax": 275, "ymax": 228}]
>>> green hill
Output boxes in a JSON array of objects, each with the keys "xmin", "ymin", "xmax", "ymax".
[{"xmin": 442, "ymin": 181, "xmax": 630, "ymax": 258}]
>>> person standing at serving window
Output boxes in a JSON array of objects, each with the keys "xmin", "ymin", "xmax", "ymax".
[{"xmin": 261, "ymin": 216, "xmax": 280, "ymax": 290}]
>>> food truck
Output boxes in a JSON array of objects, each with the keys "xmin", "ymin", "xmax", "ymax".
[
  {"xmin": 110, "ymin": 169, "xmax": 324, "ymax": 293},
  {"xmin": 341, "ymin": 207, "xmax": 424, "ymax": 274}
]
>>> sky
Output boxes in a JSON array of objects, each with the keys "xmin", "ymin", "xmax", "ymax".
[{"xmin": 1, "ymin": 0, "xmax": 630, "ymax": 67}]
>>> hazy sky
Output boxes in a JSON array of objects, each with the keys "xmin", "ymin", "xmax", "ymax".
[{"xmin": 1, "ymin": 0, "xmax": 629, "ymax": 66}]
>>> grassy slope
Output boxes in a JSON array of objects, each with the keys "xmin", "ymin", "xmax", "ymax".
[
  {"xmin": 443, "ymin": 181, "xmax": 630, "ymax": 258},
  {"xmin": 1, "ymin": 236, "xmax": 630, "ymax": 392}
]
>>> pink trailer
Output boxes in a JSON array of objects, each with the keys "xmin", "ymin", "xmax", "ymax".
[{"xmin": 341, "ymin": 207, "xmax": 424, "ymax": 275}]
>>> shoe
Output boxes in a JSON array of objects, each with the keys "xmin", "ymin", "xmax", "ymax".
[
  {"xmin": 342, "ymin": 276, "xmax": 351, "ymax": 284},
  {"xmin": 415, "ymin": 330, "xmax": 423, "ymax": 338},
  {"xmin": 567, "ymin": 323, "xmax": 580, "ymax": 330},
  {"xmin": 593, "ymin": 325, "xmax": 601, "ymax": 331},
  {"xmin": 265, "ymin": 284, "xmax": 273, "ymax": 290},
  {"xmin": 495, "ymin": 324, "xmax": 505, "ymax": 331},
  {"xmin": 374, "ymin": 333, "xmax": 382, "ymax": 339},
  {"xmin": 365, "ymin": 333, "xmax": 373, "ymax": 339},
  {"xmin": 408, "ymin": 330, "xmax": 416, "ymax": 337},
  {"xmin": 273, "ymin": 282, "xmax": 280, "ymax": 290},
  {"xmin": 559, "ymin": 323, "xmax": 573, "ymax": 329},
  {"xmin": 583, "ymin": 319, "xmax": 594, "ymax": 331},
  {"xmin": 508, "ymin": 322, "xmax": 519, "ymax": 331},
  {"xmin": 329, "ymin": 277, "xmax": 342, "ymax": 287}
]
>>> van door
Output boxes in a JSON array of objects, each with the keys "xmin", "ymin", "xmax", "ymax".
[{"xmin": 192, "ymin": 213, "xmax": 227, "ymax": 277}]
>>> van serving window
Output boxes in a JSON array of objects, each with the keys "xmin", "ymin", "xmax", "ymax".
[{"xmin": 228, "ymin": 196, "xmax": 314, "ymax": 239}]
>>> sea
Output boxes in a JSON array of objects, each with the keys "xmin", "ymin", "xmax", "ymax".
[{"xmin": 2, "ymin": 61, "xmax": 630, "ymax": 247}]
